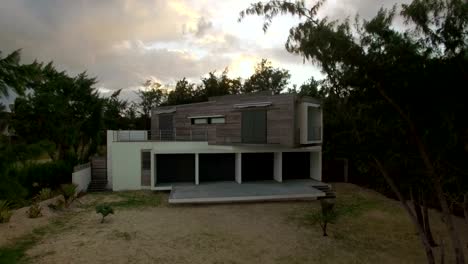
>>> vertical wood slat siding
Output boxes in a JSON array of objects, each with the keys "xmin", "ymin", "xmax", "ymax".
[{"xmin": 151, "ymin": 94, "xmax": 297, "ymax": 147}]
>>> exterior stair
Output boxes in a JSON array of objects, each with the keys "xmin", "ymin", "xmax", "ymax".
[
  {"xmin": 88, "ymin": 157, "xmax": 107, "ymax": 192},
  {"xmin": 315, "ymin": 185, "xmax": 336, "ymax": 199}
]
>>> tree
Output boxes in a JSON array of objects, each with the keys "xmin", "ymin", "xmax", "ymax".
[
  {"xmin": 242, "ymin": 59, "xmax": 291, "ymax": 94},
  {"xmin": 103, "ymin": 89, "xmax": 128, "ymax": 130},
  {"xmin": 0, "ymin": 50, "xmax": 36, "ymax": 97},
  {"xmin": 12, "ymin": 62, "xmax": 103, "ymax": 162},
  {"xmin": 201, "ymin": 68, "xmax": 242, "ymax": 98},
  {"xmin": 165, "ymin": 78, "xmax": 201, "ymax": 106},
  {"xmin": 240, "ymin": 0, "xmax": 467, "ymax": 263},
  {"xmin": 136, "ymin": 80, "xmax": 164, "ymax": 129}
]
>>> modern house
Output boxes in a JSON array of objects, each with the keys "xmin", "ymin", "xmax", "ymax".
[{"xmin": 106, "ymin": 91, "xmax": 329, "ymax": 203}]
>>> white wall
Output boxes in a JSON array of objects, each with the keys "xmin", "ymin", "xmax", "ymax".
[
  {"xmin": 72, "ymin": 165, "xmax": 91, "ymax": 193},
  {"xmin": 107, "ymin": 130, "xmax": 322, "ymax": 191}
]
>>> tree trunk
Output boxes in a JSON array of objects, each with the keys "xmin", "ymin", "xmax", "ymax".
[
  {"xmin": 377, "ymin": 86, "xmax": 466, "ymax": 264},
  {"xmin": 422, "ymin": 192, "xmax": 437, "ymax": 247},
  {"xmin": 374, "ymin": 158, "xmax": 435, "ymax": 264},
  {"xmin": 322, "ymin": 222, "xmax": 328, "ymax": 237},
  {"xmin": 464, "ymin": 194, "xmax": 468, "ymax": 232},
  {"xmin": 411, "ymin": 188, "xmax": 425, "ymax": 230}
]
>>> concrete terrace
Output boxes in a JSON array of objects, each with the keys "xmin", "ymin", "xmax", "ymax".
[{"xmin": 168, "ymin": 179, "xmax": 328, "ymax": 204}]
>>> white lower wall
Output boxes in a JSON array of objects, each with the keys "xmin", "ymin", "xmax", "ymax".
[
  {"xmin": 72, "ymin": 166, "xmax": 91, "ymax": 193},
  {"xmin": 107, "ymin": 130, "xmax": 322, "ymax": 191}
]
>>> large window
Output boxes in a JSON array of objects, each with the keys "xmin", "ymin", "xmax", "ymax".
[{"xmin": 241, "ymin": 109, "xmax": 267, "ymax": 144}]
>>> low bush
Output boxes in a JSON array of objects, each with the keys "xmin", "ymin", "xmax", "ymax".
[
  {"xmin": 0, "ymin": 200, "xmax": 13, "ymax": 223},
  {"xmin": 96, "ymin": 204, "xmax": 114, "ymax": 223},
  {"xmin": 27, "ymin": 203, "xmax": 42, "ymax": 218},
  {"xmin": 60, "ymin": 184, "xmax": 77, "ymax": 207},
  {"xmin": 35, "ymin": 188, "xmax": 54, "ymax": 202}
]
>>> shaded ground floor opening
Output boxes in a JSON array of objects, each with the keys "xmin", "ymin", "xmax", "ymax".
[
  {"xmin": 156, "ymin": 154, "xmax": 195, "ymax": 183},
  {"xmin": 199, "ymin": 154, "xmax": 235, "ymax": 182},
  {"xmin": 282, "ymin": 152, "xmax": 310, "ymax": 180},
  {"xmin": 241, "ymin": 153, "xmax": 274, "ymax": 181}
]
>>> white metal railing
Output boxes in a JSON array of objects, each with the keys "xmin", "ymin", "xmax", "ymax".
[{"xmin": 112, "ymin": 129, "xmax": 208, "ymax": 142}]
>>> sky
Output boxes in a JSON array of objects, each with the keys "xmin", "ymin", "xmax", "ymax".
[{"xmin": 0, "ymin": 0, "xmax": 407, "ymax": 103}]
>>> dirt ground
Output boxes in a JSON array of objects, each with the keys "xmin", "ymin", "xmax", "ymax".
[{"xmin": 3, "ymin": 183, "xmax": 468, "ymax": 264}]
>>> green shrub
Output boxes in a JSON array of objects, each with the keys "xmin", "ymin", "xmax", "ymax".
[
  {"xmin": 308, "ymin": 198, "xmax": 338, "ymax": 237},
  {"xmin": 35, "ymin": 188, "xmax": 53, "ymax": 202},
  {"xmin": 0, "ymin": 200, "xmax": 13, "ymax": 223},
  {"xmin": 60, "ymin": 184, "xmax": 77, "ymax": 207},
  {"xmin": 95, "ymin": 204, "xmax": 114, "ymax": 223},
  {"xmin": 27, "ymin": 203, "xmax": 42, "ymax": 218}
]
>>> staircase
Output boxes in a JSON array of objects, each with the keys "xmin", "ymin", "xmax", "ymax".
[
  {"xmin": 87, "ymin": 157, "xmax": 107, "ymax": 192},
  {"xmin": 315, "ymin": 185, "xmax": 336, "ymax": 199}
]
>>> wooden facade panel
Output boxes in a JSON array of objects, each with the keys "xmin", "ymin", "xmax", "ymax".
[{"xmin": 152, "ymin": 93, "xmax": 299, "ymax": 147}]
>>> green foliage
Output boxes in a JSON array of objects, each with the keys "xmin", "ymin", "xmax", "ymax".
[
  {"xmin": 110, "ymin": 191, "xmax": 162, "ymax": 208},
  {"xmin": 138, "ymin": 81, "xmax": 165, "ymax": 117},
  {"xmin": 307, "ymin": 199, "xmax": 338, "ymax": 236},
  {"xmin": 11, "ymin": 62, "xmax": 103, "ymax": 162},
  {"xmin": 0, "ymin": 160, "xmax": 73, "ymax": 203},
  {"xmin": 201, "ymin": 68, "xmax": 242, "ymax": 98},
  {"xmin": 242, "ymin": 59, "xmax": 291, "ymax": 94},
  {"xmin": 166, "ymin": 78, "xmax": 202, "ymax": 106},
  {"xmin": 0, "ymin": 50, "xmax": 39, "ymax": 97},
  {"xmin": 26, "ymin": 203, "xmax": 42, "ymax": 218},
  {"xmin": 35, "ymin": 188, "xmax": 53, "ymax": 202},
  {"xmin": 60, "ymin": 184, "xmax": 77, "ymax": 206},
  {"xmin": 0, "ymin": 200, "xmax": 13, "ymax": 223},
  {"xmin": 95, "ymin": 204, "xmax": 114, "ymax": 223}
]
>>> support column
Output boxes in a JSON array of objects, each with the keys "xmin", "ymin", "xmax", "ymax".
[
  {"xmin": 195, "ymin": 153, "xmax": 199, "ymax": 185},
  {"xmin": 235, "ymin": 153, "xmax": 242, "ymax": 184},
  {"xmin": 310, "ymin": 151, "xmax": 322, "ymax": 181},
  {"xmin": 273, "ymin": 152, "xmax": 283, "ymax": 182},
  {"xmin": 151, "ymin": 151, "xmax": 156, "ymax": 187}
]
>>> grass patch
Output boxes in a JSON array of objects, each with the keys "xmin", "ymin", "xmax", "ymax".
[
  {"xmin": 0, "ymin": 212, "xmax": 77, "ymax": 264},
  {"xmin": 108, "ymin": 191, "xmax": 162, "ymax": 209}
]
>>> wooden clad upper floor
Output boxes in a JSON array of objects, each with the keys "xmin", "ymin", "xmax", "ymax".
[{"xmin": 151, "ymin": 92, "xmax": 321, "ymax": 147}]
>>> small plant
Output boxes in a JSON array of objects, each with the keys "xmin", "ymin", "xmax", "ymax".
[
  {"xmin": 0, "ymin": 200, "xmax": 13, "ymax": 223},
  {"xmin": 27, "ymin": 203, "xmax": 42, "ymax": 218},
  {"xmin": 60, "ymin": 184, "xmax": 77, "ymax": 207},
  {"xmin": 35, "ymin": 188, "xmax": 54, "ymax": 202},
  {"xmin": 309, "ymin": 198, "xmax": 338, "ymax": 237},
  {"xmin": 96, "ymin": 204, "xmax": 114, "ymax": 223}
]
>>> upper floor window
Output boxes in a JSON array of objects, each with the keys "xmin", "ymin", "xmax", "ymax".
[{"xmin": 190, "ymin": 115, "xmax": 225, "ymax": 125}]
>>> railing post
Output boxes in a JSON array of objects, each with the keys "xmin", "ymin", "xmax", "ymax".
[
  {"xmin": 190, "ymin": 129, "xmax": 192, "ymax": 141},
  {"xmin": 174, "ymin": 128, "xmax": 176, "ymax": 141},
  {"xmin": 159, "ymin": 129, "xmax": 162, "ymax": 141}
]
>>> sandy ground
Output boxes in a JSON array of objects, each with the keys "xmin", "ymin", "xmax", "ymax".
[
  {"xmin": 0, "ymin": 196, "xmax": 62, "ymax": 247},
  {"xmin": 4, "ymin": 183, "xmax": 468, "ymax": 264}
]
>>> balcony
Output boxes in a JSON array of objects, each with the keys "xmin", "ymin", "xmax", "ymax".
[{"xmin": 111, "ymin": 129, "xmax": 209, "ymax": 142}]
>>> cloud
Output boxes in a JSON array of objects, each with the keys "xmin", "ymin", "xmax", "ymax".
[{"xmin": 0, "ymin": 0, "xmax": 410, "ymax": 102}]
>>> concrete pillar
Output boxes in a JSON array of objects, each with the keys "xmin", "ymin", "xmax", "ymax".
[
  {"xmin": 310, "ymin": 151, "xmax": 322, "ymax": 181},
  {"xmin": 106, "ymin": 130, "xmax": 113, "ymax": 190},
  {"xmin": 195, "ymin": 153, "xmax": 199, "ymax": 185},
  {"xmin": 151, "ymin": 151, "xmax": 156, "ymax": 187},
  {"xmin": 273, "ymin": 152, "xmax": 282, "ymax": 182},
  {"xmin": 235, "ymin": 153, "xmax": 242, "ymax": 184}
]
